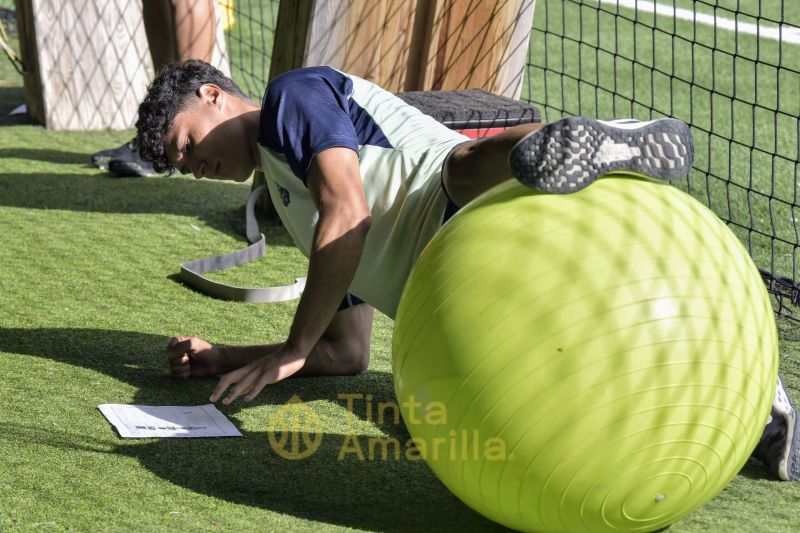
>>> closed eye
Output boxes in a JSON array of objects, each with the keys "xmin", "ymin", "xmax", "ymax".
[{"xmin": 178, "ymin": 138, "xmax": 192, "ymax": 174}]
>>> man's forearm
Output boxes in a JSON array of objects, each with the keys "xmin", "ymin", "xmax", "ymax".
[
  {"xmin": 217, "ymin": 343, "xmax": 281, "ymax": 373},
  {"xmin": 280, "ymin": 146, "xmax": 372, "ymax": 369},
  {"xmin": 286, "ymin": 211, "xmax": 371, "ymax": 356},
  {"xmin": 214, "ymin": 213, "xmax": 370, "ymax": 376},
  {"xmin": 217, "ymin": 336, "xmax": 363, "ymax": 376}
]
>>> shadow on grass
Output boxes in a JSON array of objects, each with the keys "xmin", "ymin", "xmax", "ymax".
[
  {"xmin": 1, "ymin": 326, "xmax": 506, "ymax": 532},
  {"xmin": 0, "ymin": 147, "xmax": 94, "ymax": 165},
  {"xmin": 0, "ymin": 172, "xmax": 287, "ymax": 243}
]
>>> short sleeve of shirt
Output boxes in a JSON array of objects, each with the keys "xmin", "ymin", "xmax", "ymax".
[{"xmin": 259, "ymin": 66, "xmax": 360, "ymax": 182}]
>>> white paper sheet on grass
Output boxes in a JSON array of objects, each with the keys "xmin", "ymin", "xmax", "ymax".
[{"xmin": 98, "ymin": 404, "xmax": 242, "ymax": 438}]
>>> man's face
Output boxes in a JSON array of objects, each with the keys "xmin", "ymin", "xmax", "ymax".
[{"xmin": 162, "ymin": 84, "xmax": 254, "ymax": 182}]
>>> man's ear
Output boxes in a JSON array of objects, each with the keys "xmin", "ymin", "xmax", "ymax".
[{"xmin": 197, "ymin": 84, "xmax": 224, "ymax": 109}]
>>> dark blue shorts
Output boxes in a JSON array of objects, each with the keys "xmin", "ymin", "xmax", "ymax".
[{"xmin": 441, "ymin": 179, "xmax": 462, "ymax": 224}]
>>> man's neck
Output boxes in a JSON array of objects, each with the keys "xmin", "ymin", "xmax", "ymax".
[
  {"xmin": 240, "ymin": 101, "xmax": 262, "ymax": 172},
  {"xmin": 228, "ymin": 95, "xmax": 263, "ymax": 172}
]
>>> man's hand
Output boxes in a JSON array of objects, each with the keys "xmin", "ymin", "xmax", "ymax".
[
  {"xmin": 209, "ymin": 344, "xmax": 307, "ymax": 405},
  {"xmin": 166, "ymin": 304, "xmax": 372, "ymax": 403},
  {"xmin": 166, "ymin": 336, "xmax": 225, "ymax": 379}
]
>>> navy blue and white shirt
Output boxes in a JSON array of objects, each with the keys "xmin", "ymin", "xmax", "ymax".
[{"xmin": 257, "ymin": 66, "xmax": 467, "ymax": 318}]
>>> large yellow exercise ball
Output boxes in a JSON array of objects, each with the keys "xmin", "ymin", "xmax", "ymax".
[{"xmin": 392, "ymin": 175, "xmax": 778, "ymax": 532}]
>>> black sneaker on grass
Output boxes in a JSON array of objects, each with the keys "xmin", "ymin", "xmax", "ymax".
[
  {"xmin": 509, "ymin": 117, "xmax": 694, "ymax": 194},
  {"xmin": 107, "ymin": 158, "xmax": 157, "ymax": 177},
  {"xmin": 91, "ymin": 139, "xmax": 134, "ymax": 169},
  {"xmin": 753, "ymin": 376, "xmax": 800, "ymax": 481},
  {"xmin": 91, "ymin": 139, "xmax": 157, "ymax": 177}
]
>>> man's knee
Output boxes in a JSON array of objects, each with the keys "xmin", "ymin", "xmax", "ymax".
[{"xmin": 443, "ymin": 140, "xmax": 478, "ymax": 198}]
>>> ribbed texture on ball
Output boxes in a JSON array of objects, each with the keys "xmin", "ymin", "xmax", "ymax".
[{"xmin": 392, "ymin": 177, "xmax": 778, "ymax": 533}]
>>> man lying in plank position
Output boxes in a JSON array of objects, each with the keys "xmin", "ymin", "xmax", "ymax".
[{"xmin": 135, "ymin": 59, "xmax": 799, "ymax": 481}]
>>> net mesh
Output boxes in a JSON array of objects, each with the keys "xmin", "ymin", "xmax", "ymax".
[
  {"xmin": 525, "ymin": 0, "xmax": 800, "ymax": 319},
  {"xmin": 221, "ymin": 0, "xmax": 279, "ymax": 99},
  {"xmin": 219, "ymin": 0, "xmax": 800, "ymax": 318}
]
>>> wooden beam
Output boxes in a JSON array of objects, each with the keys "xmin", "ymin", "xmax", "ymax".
[
  {"xmin": 403, "ymin": 0, "xmax": 434, "ymax": 91},
  {"xmin": 408, "ymin": 0, "xmax": 536, "ymax": 97},
  {"xmin": 13, "ymin": 0, "xmax": 44, "ymax": 125},
  {"xmin": 270, "ymin": 0, "xmax": 535, "ymax": 97},
  {"xmin": 304, "ymin": 0, "xmax": 418, "ymax": 92},
  {"xmin": 268, "ymin": 0, "xmax": 314, "ymax": 82}
]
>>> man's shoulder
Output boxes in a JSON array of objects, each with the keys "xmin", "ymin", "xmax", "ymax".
[
  {"xmin": 258, "ymin": 66, "xmax": 361, "ymax": 180},
  {"xmin": 265, "ymin": 66, "xmax": 352, "ymax": 100}
]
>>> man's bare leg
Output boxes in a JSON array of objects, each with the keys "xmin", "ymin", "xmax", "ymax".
[
  {"xmin": 444, "ymin": 117, "xmax": 694, "ymax": 205},
  {"xmin": 143, "ymin": 0, "xmax": 215, "ymax": 69},
  {"xmin": 173, "ymin": 0, "xmax": 216, "ymax": 63},
  {"xmin": 444, "ymin": 123, "xmax": 544, "ymax": 207},
  {"xmin": 142, "ymin": 0, "xmax": 179, "ymax": 71}
]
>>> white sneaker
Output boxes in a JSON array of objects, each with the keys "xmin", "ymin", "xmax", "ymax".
[{"xmin": 753, "ymin": 376, "xmax": 800, "ymax": 481}]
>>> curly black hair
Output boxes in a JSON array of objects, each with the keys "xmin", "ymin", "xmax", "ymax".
[{"xmin": 135, "ymin": 60, "xmax": 246, "ymax": 173}]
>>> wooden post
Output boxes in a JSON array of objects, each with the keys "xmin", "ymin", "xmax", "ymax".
[
  {"xmin": 13, "ymin": 0, "xmax": 44, "ymax": 125},
  {"xmin": 14, "ymin": 0, "xmax": 230, "ymax": 130},
  {"xmin": 269, "ymin": 0, "xmax": 535, "ymax": 98},
  {"xmin": 409, "ymin": 0, "xmax": 536, "ymax": 98},
  {"xmin": 268, "ymin": 0, "xmax": 315, "ymax": 84},
  {"xmin": 270, "ymin": 0, "xmax": 418, "ymax": 93}
]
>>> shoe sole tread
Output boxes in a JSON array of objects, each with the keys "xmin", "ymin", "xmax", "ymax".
[{"xmin": 510, "ymin": 116, "xmax": 694, "ymax": 193}]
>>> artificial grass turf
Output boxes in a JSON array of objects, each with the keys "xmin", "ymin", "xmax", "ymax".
[
  {"xmin": 2, "ymin": 50, "xmax": 800, "ymax": 533},
  {"xmin": 0, "ymin": 129, "xmax": 497, "ymax": 530},
  {"xmin": 5, "ymin": 139, "xmax": 800, "ymax": 533}
]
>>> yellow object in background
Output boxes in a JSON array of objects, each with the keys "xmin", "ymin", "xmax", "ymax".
[{"xmin": 218, "ymin": 0, "xmax": 235, "ymax": 30}]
